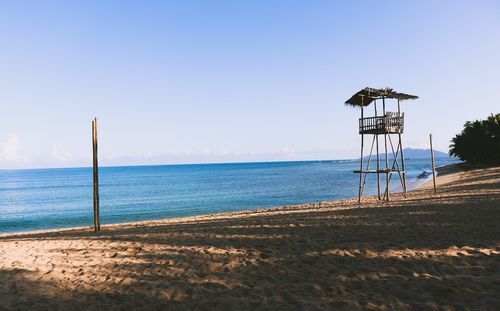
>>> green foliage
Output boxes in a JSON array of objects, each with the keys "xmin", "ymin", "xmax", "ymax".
[{"xmin": 449, "ymin": 114, "xmax": 500, "ymax": 165}]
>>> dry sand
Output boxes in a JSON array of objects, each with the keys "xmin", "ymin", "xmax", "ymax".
[{"xmin": 0, "ymin": 165, "xmax": 499, "ymax": 310}]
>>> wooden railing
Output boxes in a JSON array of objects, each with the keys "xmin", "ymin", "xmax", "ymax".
[{"xmin": 359, "ymin": 112, "xmax": 404, "ymax": 134}]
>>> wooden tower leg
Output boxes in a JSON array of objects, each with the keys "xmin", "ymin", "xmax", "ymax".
[
  {"xmin": 374, "ymin": 100, "xmax": 381, "ymax": 200},
  {"xmin": 384, "ymin": 133, "xmax": 389, "ymax": 201},
  {"xmin": 399, "ymin": 133, "xmax": 407, "ymax": 197},
  {"xmin": 358, "ymin": 104, "xmax": 364, "ymax": 203},
  {"xmin": 387, "ymin": 135, "xmax": 404, "ymax": 191},
  {"xmin": 382, "ymin": 97, "xmax": 389, "ymax": 201},
  {"xmin": 376, "ymin": 135, "xmax": 381, "ymax": 200},
  {"xmin": 358, "ymin": 133, "xmax": 364, "ymax": 203},
  {"xmin": 361, "ymin": 135, "xmax": 376, "ymax": 198},
  {"xmin": 397, "ymin": 99, "xmax": 407, "ymax": 197},
  {"xmin": 375, "ymin": 134, "xmax": 381, "ymax": 200}
]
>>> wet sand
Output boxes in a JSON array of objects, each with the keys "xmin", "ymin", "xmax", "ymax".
[
  {"xmin": 419, "ymin": 163, "xmax": 466, "ymax": 189},
  {"xmin": 0, "ymin": 165, "xmax": 499, "ymax": 310}
]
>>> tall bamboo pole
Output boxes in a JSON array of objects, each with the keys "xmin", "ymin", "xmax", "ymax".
[
  {"xmin": 430, "ymin": 133, "xmax": 437, "ymax": 194},
  {"xmin": 92, "ymin": 120, "xmax": 96, "ymax": 229},
  {"xmin": 92, "ymin": 118, "xmax": 100, "ymax": 231}
]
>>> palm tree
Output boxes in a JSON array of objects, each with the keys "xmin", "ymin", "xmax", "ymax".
[{"xmin": 449, "ymin": 113, "xmax": 500, "ymax": 165}]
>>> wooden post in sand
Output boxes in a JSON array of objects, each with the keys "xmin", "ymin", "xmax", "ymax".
[
  {"xmin": 92, "ymin": 118, "xmax": 101, "ymax": 231},
  {"xmin": 430, "ymin": 133, "xmax": 437, "ymax": 194}
]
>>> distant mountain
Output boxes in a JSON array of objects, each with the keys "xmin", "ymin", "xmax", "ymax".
[
  {"xmin": 362, "ymin": 148, "xmax": 450, "ymax": 160},
  {"xmin": 403, "ymin": 148, "xmax": 449, "ymax": 158}
]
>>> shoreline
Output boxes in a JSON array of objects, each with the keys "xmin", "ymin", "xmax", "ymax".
[
  {"xmin": 0, "ymin": 163, "xmax": 465, "ymax": 238},
  {"xmin": 0, "ymin": 196, "xmax": 362, "ymax": 238},
  {"xmin": 418, "ymin": 163, "xmax": 465, "ymax": 189}
]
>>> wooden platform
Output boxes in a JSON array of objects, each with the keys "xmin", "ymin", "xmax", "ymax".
[
  {"xmin": 359, "ymin": 113, "xmax": 404, "ymax": 135},
  {"xmin": 353, "ymin": 169, "xmax": 406, "ymax": 174}
]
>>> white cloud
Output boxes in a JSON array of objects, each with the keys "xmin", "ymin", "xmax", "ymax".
[
  {"xmin": 51, "ymin": 146, "xmax": 73, "ymax": 162},
  {"xmin": 1, "ymin": 134, "xmax": 20, "ymax": 161},
  {"xmin": 282, "ymin": 146, "xmax": 296, "ymax": 155}
]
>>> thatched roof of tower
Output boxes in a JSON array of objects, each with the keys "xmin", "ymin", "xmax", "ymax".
[{"xmin": 345, "ymin": 87, "xmax": 418, "ymax": 107}]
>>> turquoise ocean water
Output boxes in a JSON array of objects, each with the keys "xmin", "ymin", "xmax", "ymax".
[{"xmin": 0, "ymin": 157, "xmax": 458, "ymax": 234}]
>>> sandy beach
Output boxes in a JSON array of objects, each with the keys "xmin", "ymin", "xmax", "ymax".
[{"xmin": 0, "ymin": 165, "xmax": 499, "ymax": 310}]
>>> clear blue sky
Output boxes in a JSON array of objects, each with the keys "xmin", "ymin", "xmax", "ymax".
[{"xmin": 1, "ymin": 1, "xmax": 499, "ymax": 168}]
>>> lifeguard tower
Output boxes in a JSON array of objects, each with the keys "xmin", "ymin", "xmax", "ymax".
[{"xmin": 345, "ymin": 87, "xmax": 418, "ymax": 202}]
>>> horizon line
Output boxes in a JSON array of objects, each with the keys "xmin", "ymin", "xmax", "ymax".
[{"xmin": 0, "ymin": 154, "xmax": 454, "ymax": 172}]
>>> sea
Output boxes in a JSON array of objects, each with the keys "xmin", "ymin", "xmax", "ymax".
[{"xmin": 0, "ymin": 157, "xmax": 459, "ymax": 234}]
